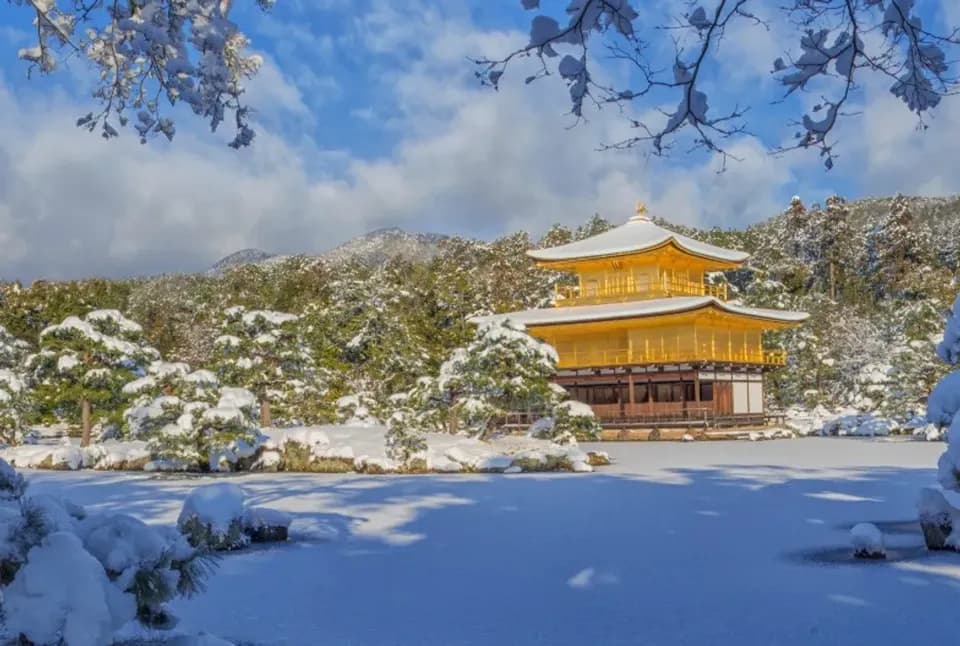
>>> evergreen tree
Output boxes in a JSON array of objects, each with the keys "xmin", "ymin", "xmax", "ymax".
[
  {"xmin": 27, "ymin": 310, "xmax": 158, "ymax": 446},
  {"xmin": 0, "ymin": 326, "xmax": 31, "ymax": 443},
  {"xmin": 384, "ymin": 408, "xmax": 428, "ymax": 467},
  {"xmin": 212, "ymin": 306, "xmax": 330, "ymax": 427},
  {"xmin": 538, "ymin": 223, "xmax": 574, "ymax": 248},
  {"xmin": 329, "ymin": 264, "xmax": 430, "ymax": 408},
  {"xmin": 816, "ymin": 195, "xmax": 854, "ymax": 300},
  {"xmin": 147, "ymin": 385, "xmax": 261, "ymax": 472},
  {"xmin": 866, "ymin": 194, "xmax": 933, "ymax": 298},
  {"xmin": 431, "ymin": 320, "xmax": 563, "ymax": 438},
  {"xmin": 575, "ymin": 213, "xmax": 614, "ymax": 240}
]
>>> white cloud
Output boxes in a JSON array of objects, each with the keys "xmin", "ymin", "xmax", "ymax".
[{"xmin": 0, "ymin": 1, "xmax": 956, "ymax": 283}]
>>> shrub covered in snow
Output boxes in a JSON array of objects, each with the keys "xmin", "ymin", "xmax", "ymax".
[
  {"xmin": 0, "ymin": 457, "xmax": 213, "ymax": 644},
  {"xmin": 212, "ymin": 306, "xmax": 331, "ymax": 428},
  {"xmin": 384, "ymin": 408, "xmax": 428, "ymax": 467},
  {"xmin": 552, "ymin": 400, "xmax": 601, "ymax": 442},
  {"xmin": 27, "ymin": 310, "xmax": 159, "ymax": 445},
  {"xmin": 177, "ymin": 483, "xmax": 249, "ymax": 551}
]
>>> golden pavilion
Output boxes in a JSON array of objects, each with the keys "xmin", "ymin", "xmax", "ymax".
[{"xmin": 485, "ymin": 203, "xmax": 808, "ymax": 426}]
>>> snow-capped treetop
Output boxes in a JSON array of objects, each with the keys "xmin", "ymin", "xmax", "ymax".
[
  {"xmin": 240, "ymin": 310, "xmax": 299, "ymax": 329},
  {"xmin": 85, "ymin": 309, "xmax": 143, "ymax": 334},
  {"xmin": 40, "ymin": 313, "xmax": 158, "ymax": 363},
  {"xmin": 213, "ymin": 305, "xmax": 328, "ymax": 427},
  {"xmin": 30, "ymin": 311, "xmax": 160, "ymax": 433}
]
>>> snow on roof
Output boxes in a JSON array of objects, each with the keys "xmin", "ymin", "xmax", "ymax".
[
  {"xmin": 471, "ymin": 296, "xmax": 808, "ymax": 327},
  {"xmin": 529, "ymin": 212, "xmax": 749, "ymax": 264}
]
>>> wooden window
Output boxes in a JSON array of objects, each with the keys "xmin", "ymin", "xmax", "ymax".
[
  {"xmin": 634, "ymin": 384, "xmax": 649, "ymax": 403},
  {"xmin": 699, "ymin": 382, "xmax": 714, "ymax": 402},
  {"xmin": 653, "ymin": 383, "xmax": 674, "ymax": 402},
  {"xmin": 683, "ymin": 382, "xmax": 696, "ymax": 402}
]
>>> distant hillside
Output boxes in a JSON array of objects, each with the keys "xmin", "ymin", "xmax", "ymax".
[
  {"xmin": 209, "ymin": 227, "xmax": 449, "ymax": 273},
  {"xmin": 209, "ymin": 248, "xmax": 275, "ymax": 274}
]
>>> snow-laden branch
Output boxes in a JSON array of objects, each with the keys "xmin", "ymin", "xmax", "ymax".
[
  {"xmin": 476, "ymin": 0, "xmax": 960, "ymax": 169},
  {"xmin": 10, "ymin": 0, "xmax": 275, "ymax": 147}
]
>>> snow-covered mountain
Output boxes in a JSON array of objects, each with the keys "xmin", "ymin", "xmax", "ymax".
[
  {"xmin": 209, "ymin": 227, "xmax": 448, "ymax": 272},
  {"xmin": 323, "ymin": 227, "xmax": 448, "ymax": 266},
  {"xmin": 209, "ymin": 248, "xmax": 275, "ymax": 274}
]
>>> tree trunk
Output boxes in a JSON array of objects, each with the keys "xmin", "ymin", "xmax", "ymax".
[
  {"xmin": 80, "ymin": 399, "xmax": 92, "ymax": 448},
  {"xmin": 260, "ymin": 398, "xmax": 272, "ymax": 428},
  {"xmin": 829, "ymin": 261, "xmax": 837, "ymax": 300}
]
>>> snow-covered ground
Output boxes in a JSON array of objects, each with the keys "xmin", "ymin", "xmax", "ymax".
[{"xmin": 21, "ymin": 438, "xmax": 960, "ymax": 645}]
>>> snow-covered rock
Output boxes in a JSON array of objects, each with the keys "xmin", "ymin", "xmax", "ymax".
[
  {"xmin": 850, "ymin": 523, "xmax": 886, "ymax": 559},
  {"xmin": 242, "ymin": 507, "xmax": 293, "ymax": 543}
]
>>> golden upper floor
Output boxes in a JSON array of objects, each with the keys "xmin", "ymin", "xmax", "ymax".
[{"xmin": 529, "ymin": 204, "xmax": 747, "ymax": 307}]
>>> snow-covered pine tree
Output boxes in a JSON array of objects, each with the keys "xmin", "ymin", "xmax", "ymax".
[
  {"xmin": 212, "ymin": 306, "xmax": 329, "ymax": 427},
  {"xmin": 866, "ymin": 194, "xmax": 934, "ymax": 299},
  {"xmin": 574, "ymin": 214, "xmax": 614, "ymax": 240},
  {"xmin": 145, "ymin": 383, "xmax": 261, "ymax": 472},
  {"xmin": 331, "ymin": 265, "xmax": 431, "ymax": 410},
  {"xmin": 434, "ymin": 319, "xmax": 562, "ymax": 438},
  {"xmin": 882, "ymin": 299, "xmax": 948, "ymax": 420},
  {"xmin": 0, "ymin": 325, "xmax": 31, "ymax": 444},
  {"xmin": 384, "ymin": 407, "xmax": 428, "ymax": 468},
  {"xmin": 122, "ymin": 360, "xmax": 220, "ymax": 440},
  {"xmin": 27, "ymin": 310, "xmax": 159, "ymax": 446},
  {"xmin": 817, "ymin": 196, "xmax": 854, "ymax": 300},
  {"xmin": 0, "ymin": 457, "xmax": 215, "ymax": 639},
  {"xmin": 929, "ymin": 294, "xmax": 960, "ymax": 490}
]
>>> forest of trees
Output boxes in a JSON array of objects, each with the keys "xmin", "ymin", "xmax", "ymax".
[{"xmin": 0, "ymin": 194, "xmax": 957, "ymax": 452}]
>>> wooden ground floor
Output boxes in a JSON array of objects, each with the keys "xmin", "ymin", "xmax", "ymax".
[{"xmin": 554, "ymin": 363, "xmax": 768, "ymax": 428}]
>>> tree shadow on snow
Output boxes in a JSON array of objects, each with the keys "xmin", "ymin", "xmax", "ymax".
[{"xmin": 21, "ymin": 463, "xmax": 960, "ymax": 646}]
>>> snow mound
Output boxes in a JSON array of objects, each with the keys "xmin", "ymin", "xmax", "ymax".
[
  {"xmin": 4, "ymin": 531, "xmax": 136, "ymax": 646},
  {"xmin": 850, "ymin": 523, "xmax": 885, "ymax": 559}
]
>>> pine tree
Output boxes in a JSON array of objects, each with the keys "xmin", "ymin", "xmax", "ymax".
[
  {"xmin": 0, "ymin": 325, "xmax": 31, "ymax": 444},
  {"xmin": 212, "ymin": 306, "xmax": 330, "ymax": 427},
  {"xmin": 574, "ymin": 214, "xmax": 614, "ymax": 240},
  {"xmin": 867, "ymin": 194, "xmax": 933, "ymax": 299},
  {"xmin": 817, "ymin": 195, "xmax": 854, "ymax": 300},
  {"xmin": 329, "ymin": 264, "xmax": 430, "ymax": 409},
  {"xmin": 432, "ymin": 320, "xmax": 562, "ymax": 438},
  {"xmin": 147, "ymin": 385, "xmax": 261, "ymax": 472},
  {"xmin": 384, "ymin": 408, "xmax": 428, "ymax": 467},
  {"xmin": 538, "ymin": 223, "xmax": 574, "ymax": 248},
  {"xmin": 27, "ymin": 310, "xmax": 158, "ymax": 446}
]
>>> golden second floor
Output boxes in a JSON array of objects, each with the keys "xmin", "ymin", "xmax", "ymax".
[
  {"xmin": 554, "ymin": 263, "xmax": 728, "ymax": 307},
  {"xmin": 533, "ymin": 319, "xmax": 786, "ymax": 370}
]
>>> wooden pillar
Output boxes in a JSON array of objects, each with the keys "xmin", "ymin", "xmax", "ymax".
[
  {"xmin": 694, "ymin": 371, "xmax": 701, "ymax": 404},
  {"xmin": 647, "ymin": 376, "xmax": 654, "ymax": 415}
]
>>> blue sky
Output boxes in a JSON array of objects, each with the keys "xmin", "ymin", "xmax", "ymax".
[{"xmin": 0, "ymin": 0, "xmax": 958, "ymax": 281}]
